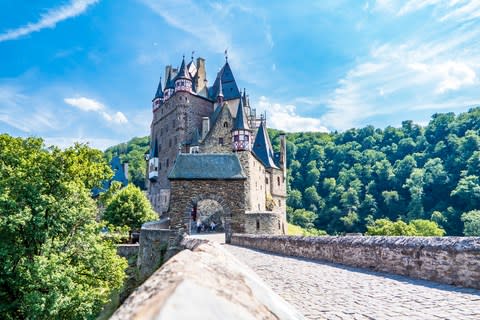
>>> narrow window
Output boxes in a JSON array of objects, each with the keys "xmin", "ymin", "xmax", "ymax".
[
  {"xmin": 223, "ymin": 122, "xmax": 228, "ymax": 128},
  {"xmin": 256, "ymin": 219, "xmax": 260, "ymax": 230},
  {"xmin": 166, "ymin": 159, "xmax": 169, "ymax": 167},
  {"xmin": 219, "ymin": 137, "xmax": 224, "ymax": 145},
  {"xmin": 266, "ymin": 178, "xmax": 269, "ymax": 184},
  {"xmin": 278, "ymin": 220, "xmax": 281, "ymax": 230},
  {"xmin": 277, "ymin": 177, "xmax": 280, "ymax": 186},
  {"xmin": 278, "ymin": 200, "xmax": 281, "ymax": 206}
]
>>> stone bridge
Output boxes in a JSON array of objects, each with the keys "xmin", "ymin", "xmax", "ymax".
[{"xmin": 114, "ymin": 233, "xmax": 480, "ymax": 320}]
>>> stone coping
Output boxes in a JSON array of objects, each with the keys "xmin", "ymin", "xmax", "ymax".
[{"xmin": 111, "ymin": 236, "xmax": 304, "ymax": 320}]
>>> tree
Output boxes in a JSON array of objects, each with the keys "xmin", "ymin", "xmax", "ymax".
[
  {"xmin": 103, "ymin": 184, "xmax": 157, "ymax": 233},
  {"xmin": 290, "ymin": 209, "xmax": 316, "ymax": 229},
  {"xmin": 409, "ymin": 219, "xmax": 445, "ymax": 236},
  {"xmin": 366, "ymin": 218, "xmax": 444, "ymax": 236},
  {"xmin": 0, "ymin": 135, "xmax": 127, "ymax": 319},
  {"xmin": 461, "ymin": 210, "xmax": 480, "ymax": 236}
]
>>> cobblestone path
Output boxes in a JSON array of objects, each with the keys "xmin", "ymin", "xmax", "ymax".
[{"xmin": 223, "ymin": 244, "xmax": 480, "ymax": 320}]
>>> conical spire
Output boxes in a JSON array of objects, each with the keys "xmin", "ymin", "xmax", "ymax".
[
  {"xmin": 165, "ymin": 69, "xmax": 175, "ymax": 89},
  {"xmin": 175, "ymin": 55, "xmax": 191, "ymax": 80},
  {"xmin": 233, "ymin": 98, "xmax": 249, "ymax": 130},
  {"xmin": 153, "ymin": 76, "xmax": 163, "ymax": 100},
  {"xmin": 209, "ymin": 60, "xmax": 241, "ymax": 101},
  {"xmin": 191, "ymin": 128, "xmax": 201, "ymax": 146},
  {"xmin": 217, "ymin": 74, "xmax": 224, "ymax": 103},
  {"xmin": 252, "ymin": 121, "xmax": 278, "ymax": 168}
]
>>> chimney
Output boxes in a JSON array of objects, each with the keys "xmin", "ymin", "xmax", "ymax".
[
  {"xmin": 279, "ymin": 133, "xmax": 287, "ymax": 176},
  {"xmin": 195, "ymin": 57, "xmax": 207, "ymax": 97},
  {"xmin": 123, "ymin": 161, "xmax": 129, "ymax": 182},
  {"xmin": 202, "ymin": 117, "xmax": 210, "ymax": 140}
]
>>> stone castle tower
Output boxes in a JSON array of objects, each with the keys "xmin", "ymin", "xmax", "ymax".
[{"xmin": 146, "ymin": 55, "xmax": 287, "ymax": 236}]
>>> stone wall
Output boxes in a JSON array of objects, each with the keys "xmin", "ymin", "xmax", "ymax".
[
  {"xmin": 231, "ymin": 234, "xmax": 480, "ymax": 289},
  {"xmin": 201, "ymin": 103, "xmax": 233, "ymax": 154},
  {"xmin": 111, "ymin": 237, "xmax": 304, "ymax": 320},
  {"xmin": 245, "ymin": 212, "xmax": 286, "ymax": 235},
  {"xmin": 137, "ymin": 222, "xmax": 173, "ymax": 282}
]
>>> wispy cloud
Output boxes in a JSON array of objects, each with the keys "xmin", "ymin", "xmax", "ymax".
[
  {"xmin": 0, "ymin": 85, "xmax": 61, "ymax": 132},
  {"xmin": 64, "ymin": 96, "xmax": 128, "ymax": 124},
  {"xmin": 0, "ymin": 0, "xmax": 99, "ymax": 42},
  {"xmin": 322, "ymin": 11, "xmax": 480, "ymax": 130},
  {"xmin": 44, "ymin": 136, "xmax": 122, "ymax": 151},
  {"xmin": 257, "ymin": 96, "xmax": 328, "ymax": 132}
]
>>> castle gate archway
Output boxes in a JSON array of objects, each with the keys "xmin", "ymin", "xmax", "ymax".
[{"xmin": 168, "ymin": 179, "xmax": 246, "ymax": 243}]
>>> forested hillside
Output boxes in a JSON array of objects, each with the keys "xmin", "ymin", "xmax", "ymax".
[
  {"xmin": 104, "ymin": 136, "xmax": 149, "ymax": 189},
  {"xmin": 106, "ymin": 107, "xmax": 480, "ymax": 236},
  {"xmin": 271, "ymin": 107, "xmax": 480, "ymax": 236}
]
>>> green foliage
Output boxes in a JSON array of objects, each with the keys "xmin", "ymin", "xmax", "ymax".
[
  {"xmin": 102, "ymin": 184, "xmax": 157, "ymax": 233},
  {"xmin": 0, "ymin": 134, "xmax": 127, "ymax": 320},
  {"xmin": 287, "ymin": 223, "xmax": 327, "ymax": 236},
  {"xmin": 104, "ymin": 136, "xmax": 149, "ymax": 189},
  {"xmin": 461, "ymin": 210, "xmax": 480, "ymax": 236},
  {"xmin": 366, "ymin": 218, "xmax": 445, "ymax": 236},
  {"xmin": 278, "ymin": 107, "xmax": 480, "ymax": 236}
]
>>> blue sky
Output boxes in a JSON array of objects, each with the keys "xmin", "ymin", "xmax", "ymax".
[{"xmin": 1, "ymin": 0, "xmax": 480, "ymax": 150}]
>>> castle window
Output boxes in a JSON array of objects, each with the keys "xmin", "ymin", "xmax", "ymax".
[
  {"xmin": 219, "ymin": 138, "xmax": 224, "ymax": 145},
  {"xmin": 277, "ymin": 177, "xmax": 280, "ymax": 186},
  {"xmin": 159, "ymin": 162, "xmax": 162, "ymax": 170},
  {"xmin": 278, "ymin": 220, "xmax": 281, "ymax": 230},
  {"xmin": 245, "ymin": 135, "xmax": 249, "ymax": 141},
  {"xmin": 266, "ymin": 178, "xmax": 269, "ymax": 184},
  {"xmin": 223, "ymin": 122, "xmax": 228, "ymax": 128},
  {"xmin": 234, "ymin": 135, "xmax": 239, "ymax": 142},
  {"xmin": 256, "ymin": 219, "xmax": 260, "ymax": 230},
  {"xmin": 278, "ymin": 200, "xmax": 281, "ymax": 206},
  {"xmin": 166, "ymin": 159, "xmax": 169, "ymax": 167}
]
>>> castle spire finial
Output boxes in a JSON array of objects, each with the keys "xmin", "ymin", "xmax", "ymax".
[
  {"xmin": 191, "ymin": 50, "xmax": 195, "ymax": 61},
  {"xmin": 224, "ymin": 48, "xmax": 228, "ymax": 61}
]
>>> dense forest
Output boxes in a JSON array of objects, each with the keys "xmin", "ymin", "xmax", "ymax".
[{"xmin": 106, "ymin": 107, "xmax": 480, "ymax": 236}]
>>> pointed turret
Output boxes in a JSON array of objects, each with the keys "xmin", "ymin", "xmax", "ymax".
[
  {"xmin": 216, "ymin": 74, "xmax": 224, "ymax": 104},
  {"xmin": 164, "ymin": 68, "xmax": 175, "ymax": 100},
  {"xmin": 148, "ymin": 139, "xmax": 159, "ymax": 181},
  {"xmin": 174, "ymin": 56, "xmax": 193, "ymax": 93},
  {"xmin": 152, "ymin": 76, "xmax": 163, "ymax": 111},
  {"xmin": 209, "ymin": 60, "xmax": 241, "ymax": 101},
  {"xmin": 252, "ymin": 121, "xmax": 278, "ymax": 168},
  {"xmin": 232, "ymin": 99, "xmax": 251, "ymax": 152}
]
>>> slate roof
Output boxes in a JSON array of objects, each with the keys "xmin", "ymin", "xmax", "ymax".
[
  {"xmin": 92, "ymin": 156, "xmax": 128, "ymax": 197},
  {"xmin": 252, "ymin": 122, "xmax": 279, "ymax": 169},
  {"xmin": 153, "ymin": 76, "xmax": 163, "ymax": 100},
  {"xmin": 174, "ymin": 56, "xmax": 191, "ymax": 81},
  {"xmin": 233, "ymin": 98, "xmax": 249, "ymax": 130},
  {"xmin": 208, "ymin": 61, "xmax": 241, "ymax": 101},
  {"xmin": 150, "ymin": 139, "xmax": 159, "ymax": 158},
  {"xmin": 168, "ymin": 154, "xmax": 246, "ymax": 180},
  {"xmin": 190, "ymin": 128, "xmax": 201, "ymax": 146},
  {"xmin": 165, "ymin": 69, "xmax": 175, "ymax": 89}
]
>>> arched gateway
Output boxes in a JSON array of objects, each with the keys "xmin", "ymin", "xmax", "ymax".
[{"xmin": 167, "ymin": 154, "xmax": 247, "ymax": 243}]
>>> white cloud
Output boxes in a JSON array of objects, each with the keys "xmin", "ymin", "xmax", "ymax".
[
  {"xmin": 64, "ymin": 96, "xmax": 128, "ymax": 124},
  {"xmin": 256, "ymin": 96, "xmax": 328, "ymax": 132},
  {"xmin": 64, "ymin": 96, "xmax": 105, "ymax": 111},
  {"xmin": 0, "ymin": 0, "xmax": 99, "ymax": 42},
  {"xmin": 322, "ymin": 19, "xmax": 480, "ymax": 130}
]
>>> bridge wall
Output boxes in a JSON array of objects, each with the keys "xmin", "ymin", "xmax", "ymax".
[
  {"xmin": 111, "ymin": 237, "xmax": 304, "ymax": 320},
  {"xmin": 231, "ymin": 234, "xmax": 480, "ymax": 289}
]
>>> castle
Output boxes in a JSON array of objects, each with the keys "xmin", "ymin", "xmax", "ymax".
[{"xmin": 146, "ymin": 54, "xmax": 287, "ymax": 237}]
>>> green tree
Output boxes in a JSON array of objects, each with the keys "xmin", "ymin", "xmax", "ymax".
[
  {"xmin": 461, "ymin": 210, "xmax": 480, "ymax": 236},
  {"xmin": 409, "ymin": 219, "xmax": 445, "ymax": 236},
  {"xmin": 366, "ymin": 219, "xmax": 416, "ymax": 236},
  {"xmin": 0, "ymin": 135, "xmax": 127, "ymax": 319},
  {"xmin": 290, "ymin": 209, "xmax": 316, "ymax": 229},
  {"xmin": 103, "ymin": 184, "xmax": 157, "ymax": 233}
]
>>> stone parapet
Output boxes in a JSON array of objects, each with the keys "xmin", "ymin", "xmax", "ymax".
[
  {"xmin": 231, "ymin": 234, "xmax": 480, "ymax": 289},
  {"xmin": 111, "ymin": 237, "xmax": 304, "ymax": 320}
]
